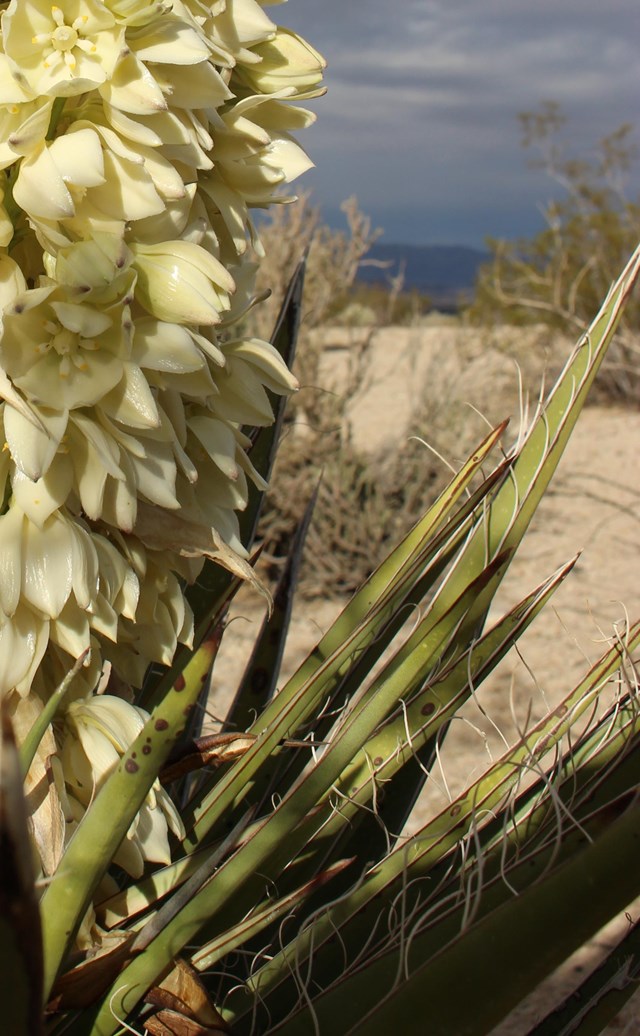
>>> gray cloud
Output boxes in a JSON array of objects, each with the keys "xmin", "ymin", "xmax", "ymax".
[{"xmin": 278, "ymin": 0, "xmax": 640, "ymax": 244}]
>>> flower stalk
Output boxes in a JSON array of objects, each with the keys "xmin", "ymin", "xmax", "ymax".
[{"xmin": 0, "ymin": 0, "xmax": 324, "ymax": 886}]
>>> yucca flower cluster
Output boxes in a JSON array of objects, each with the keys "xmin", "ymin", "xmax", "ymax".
[{"xmin": 0, "ymin": 0, "xmax": 324, "ymax": 877}]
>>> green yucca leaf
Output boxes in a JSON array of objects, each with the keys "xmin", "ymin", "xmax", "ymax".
[
  {"xmin": 438, "ymin": 246, "xmax": 640, "ymax": 608},
  {"xmin": 37, "ymin": 243, "xmax": 640, "ymax": 1036},
  {"xmin": 236, "ymin": 243, "xmax": 638, "ymax": 889},
  {"xmin": 41, "ymin": 632, "xmax": 220, "ymax": 1001},
  {"xmin": 254, "ymin": 630, "xmax": 640, "ymax": 1035},
  {"xmin": 81, "ymin": 556, "xmax": 507, "ymax": 1035},
  {"xmin": 220, "ymin": 449, "xmax": 512, "ymax": 835},
  {"xmin": 225, "ymin": 489, "xmax": 318, "ymax": 735},
  {"xmin": 185, "ymin": 425, "xmax": 508, "ymax": 847},
  {"xmin": 238, "ymin": 256, "xmax": 307, "ymax": 548},
  {"xmin": 343, "ymin": 798, "xmax": 640, "ymax": 1036},
  {"xmin": 529, "ymin": 915, "xmax": 640, "ymax": 1036},
  {"xmin": 281, "ymin": 557, "xmax": 577, "ymax": 888},
  {"xmin": 232, "ymin": 618, "xmax": 638, "ymax": 1023},
  {"xmin": 190, "ymin": 857, "xmax": 353, "ymax": 975}
]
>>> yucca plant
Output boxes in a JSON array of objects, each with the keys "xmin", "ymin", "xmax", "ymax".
[
  {"xmin": 2, "ymin": 244, "xmax": 638, "ymax": 1035},
  {"xmin": 1, "ymin": 3, "xmax": 640, "ymax": 1035}
]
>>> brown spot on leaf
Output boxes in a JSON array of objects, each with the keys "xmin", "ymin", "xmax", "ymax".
[
  {"xmin": 125, "ymin": 759, "xmax": 139, "ymax": 774},
  {"xmin": 155, "ymin": 718, "xmax": 169, "ymax": 731}
]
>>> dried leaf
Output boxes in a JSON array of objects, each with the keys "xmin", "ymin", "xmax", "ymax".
[
  {"xmin": 145, "ymin": 959, "xmax": 228, "ymax": 1032},
  {"xmin": 144, "ymin": 1009, "xmax": 227, "ymax": 1036},
  {"xmin": 48, "ymin": 931, "xmax": 134, "ymax": 1010},
  {"xmin": 9, "ymin": 693, "xmax": 65, "ymax": 875}
]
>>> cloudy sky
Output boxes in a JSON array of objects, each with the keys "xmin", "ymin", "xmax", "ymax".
[{"xmin": 279, "ymin": 0, "xmax": 639, "ymax": 247}]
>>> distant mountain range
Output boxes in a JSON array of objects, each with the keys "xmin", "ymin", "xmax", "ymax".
[{"xmin": 356, "ymin": 243, "xmax": 489, "ymax": 308}]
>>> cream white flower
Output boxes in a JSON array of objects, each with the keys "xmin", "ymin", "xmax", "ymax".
[
  {"xmin": 0, "ymin": 283, "xmax": 132, "ymax": 412},
  {"xmin": 0, "ymin": 0, "xmax": 326, "ymax": 938},
  {"xmin": 210, "ymin": 0, "xmax": 276, "ymax": 63},
  {"xmin": 13, "ymin": 122, "xmax": 167, "ymax": 248},
  {"xmin": 211, "ymin": 336, "xmax": 299, "ymax": 424},
  {"xmin": 0, "ymin": 503, "xmax": 99, "ymax": 620},
  {"xmin": 13, "ymin": 127, "xmax": 108, "ymax": 220},
  {"xmin": 0, "ymin": 84, "xmax": 53, "ymax": 170},
  {"xmin": 0, "ymin": 0, "xmax": 323, "ymax": 714},
  {"xmin": 60, "ymin": 692, "xmax": 185, "ymax": 876},
  {"xmin": 2, "ymin": 0, "xmax": 124, "ymax": 98},
  {"xmin": 130, "ymin": 239, "xmax": 235, "ymax": 324},
  {"xmin": 235, "ymin": 27, "xmax": 326, "ymax": 96}
]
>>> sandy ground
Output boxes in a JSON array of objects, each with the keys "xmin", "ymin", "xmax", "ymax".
[{"xmin": 209, "ymin": 325, "xmax": 640, "ymax": 1033}]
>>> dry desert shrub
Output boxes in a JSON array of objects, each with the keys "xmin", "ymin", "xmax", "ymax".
[
  {"xmin": 258, "ymin": 319, "xmax": 561, "ymax": 597},
  {"xmin": 251, "ymin": 197, "xmax": 573, "ymax": 599}
]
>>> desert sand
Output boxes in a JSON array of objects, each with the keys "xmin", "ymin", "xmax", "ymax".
[{"xmin": 209, "ymin": 325, "xmax": 640, "ymax": 1034}]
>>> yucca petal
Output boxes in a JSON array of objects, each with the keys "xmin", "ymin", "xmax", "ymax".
[
  {"xmin": 90, "ymin": 149, "xmax": 165, "ymax": 221},
  {"xmin": 54, "ymin": 236, "xmax": 133, "ymax": 292},
  {"xmin": 75, "ymin": 694, "xmax": 144, "ymax": 750},
  {"xmin": 224, "ymin": 337, "xmax": 299, "ymax": 393},
  {"xmin": 48, "ymin": 128, "xmax": 106, "ymax": 188},
  {"xmin": 50, "ymin": 301, "xmax": 112, "ymax": 337},
  {"xmin": 100, "ymin": 452, "xmax": 138, "ymax": 531},
  {"xmin": 129, "ymin": 800, "xmax": 171, "ymax": 864},
  {"xmin": 151, "ymin": 58, "xmax": 233, "ymax": 109},
  {"xmin": 13, "ymin": 143, "xmax": 75, "ymax": 220},
  {"xmin": 188, "ymin": 414, "xmax": 239, "ymax": 480},
  {"xmin": 0, "ymin": 605, "xmax": 49, "ymax": 697},
  {"xmin": 132, "ymin": 21, "xmax": 209, "ymax": 64},
  {"xmin": 87, "ymin": 593, "xmax": 120, "ymax": 641},
  {"xmin": 12, "ymin": 454, "xmax": 74, "ymax": 528},
  {"xmin": 0, "ymin": 51, "xmax": 35, "ymax": 105},
  {"xmin": 264, "ymin": 135, "xmax": 314, "ymax": 182},
  {"xmin": 0, "ymin": 507, "xmax": 24, "ymax": 616},
  {"xmin": 50, "ymin": 602, "xmax": 92, "ymax": 659},
  {"xmin": 4, "ymin": 405, "xmax": 69, "ymax": 482},
  {"xmin": 240, "ymin": 27, "xmax": 326, "ymax": 94},
  {"xmin": 212, "ymin": 358, "xmax": 275, "ymax": 424},
  {"xmin": 22, "ymin": 514, "xmax": 74, "ymax": 618},
  {"xmin": 100, "ymin": 361, "xmax": 160, "ymax": 428},
  {"xmin": 17, "ymin": 348, "xmax": 124, "ymax": 410},
  {"xmin": 0, "ymin": 254, "xmax": 27, "ymax": 308},
  {"xmin": 99, "ymin": 51, "xmax": 167, "ymax": 115},
  {"xmin": 94, "ymin": 534, "xmax": 139, "ymax": 619},
  {"xmin": 133, "ymin": 318, "xmax": 205, "ymax": 372},
  {"xmin": 113, "ymin": 833, "xmax": 145, "ymax": 878},
  {"xmin": 68, "ymin": 519, "xmax": 100, "ymax": 611},
  {"xmin": 62, "ymin": 723, "xmax": 120, "ymax": 796},
  {"xmin": 132, "ymin": 184, "xmax": 197, "ymax": 243},
  {"xmin": 132, "ymin": 252, "xmax": 226, "ymax": 325},
  {"xmin": 130, "ymin": 439, "xmax": 180, "ymax": 509}
]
